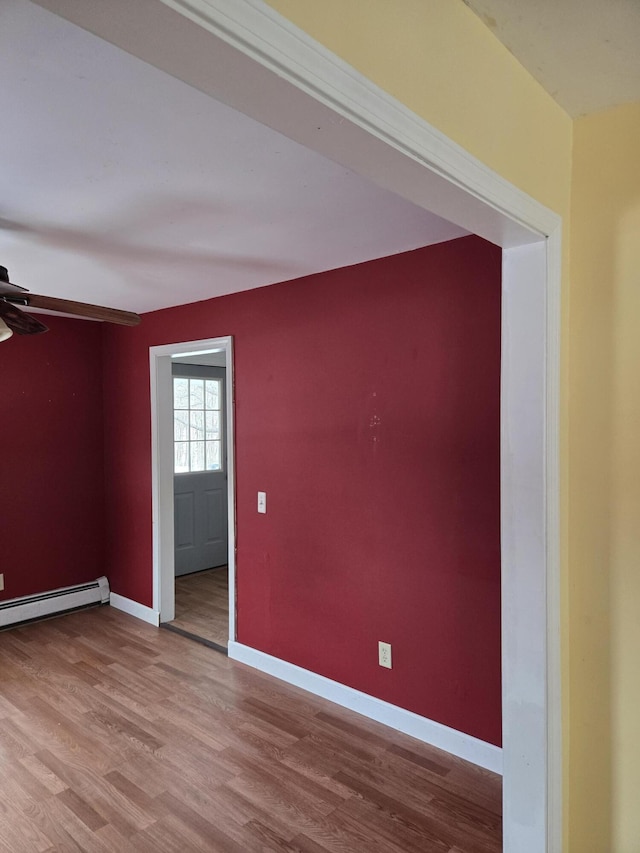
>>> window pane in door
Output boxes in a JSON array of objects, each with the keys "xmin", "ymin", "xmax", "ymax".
[
  {"xmin": 190, "ymin": 410, "xmax": 205, "ymax": 440},
  {"xmin": 190, "ymin": 379, "xmax": 205, "ymax": 409},
  {"xmin": 190, "ymin": 441, "xmax": 205, "ymax": 472},
  {"xmin": 206, "ymin": 380, "xmax": 220, "ymax": 410},
  {"xmin": 174, "ymin": 411, "xmax": 189, "ymax": 441},
  {"xmin": 174, "ymin": 442, "xmax": 189, "ymax": 473},
  {"xmin": 205, "ymin": 411, "xmax": 220, "ymax": 440},
  {"xmin": 206, "ymin": 440, "xmax": 221, "ymax": 471},
  {"xmin": 173, "ymin": 377, "xmax": 189, "ymax": 409}
]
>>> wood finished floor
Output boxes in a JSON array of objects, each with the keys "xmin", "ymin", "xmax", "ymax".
[
  {"xmin": 0, "ymin": 606, "xmax": 502, "ymax": 852},
  {"xmin": 169, "ymin": 567, "xmax": 229, "ymax": 648}
]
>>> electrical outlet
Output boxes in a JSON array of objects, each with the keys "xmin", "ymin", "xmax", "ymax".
[
  {"xmin": 378, "ymin": 641, "xmax": 392, "ymax": 669},
  {"xmin": 0, "ymin": 573, "xmax": 4, "ymax": 592}
]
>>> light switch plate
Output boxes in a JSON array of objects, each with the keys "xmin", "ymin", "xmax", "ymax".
[{"xmin": 257, "ymin": 491, "xmax": 267, "ymax": 514}]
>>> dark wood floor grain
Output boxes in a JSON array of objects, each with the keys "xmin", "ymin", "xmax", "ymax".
[
  {"xmin": 0, "ymin": 606, "xmax": 502, "ymax": 852},
  {"xmin": 169, "ymin": 567, "xmax": 229, "ymax": 648}
]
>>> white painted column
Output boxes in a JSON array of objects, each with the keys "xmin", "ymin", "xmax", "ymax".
[{"xmin": 501, "ymin": 240, "xmax": 561, "ymax": 852}]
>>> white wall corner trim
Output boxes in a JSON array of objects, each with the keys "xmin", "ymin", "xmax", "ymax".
[
  {"xmin": 110, "ymin": 593, "xmax": 161, "ymax": 627},
  {"xmin": 228, "ymin": 641, "xmax": 503, "ymax": 775}
]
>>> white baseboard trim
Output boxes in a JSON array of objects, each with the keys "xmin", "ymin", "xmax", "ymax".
[
  {"xmin": 228, "ymin": 641, "xmax": 502, "ymax": 774},
  {"xmin": 109, "ymin": 593, "xmax": 160, "ymax": 627}
]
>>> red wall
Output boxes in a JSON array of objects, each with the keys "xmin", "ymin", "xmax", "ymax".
[
  {"xmin": 0, "ymin": 315, "xmax": 105, "ymax": 599},
  {"xmin": 103, "ymin": 235, "xmax": 502, "ymax": 746}
]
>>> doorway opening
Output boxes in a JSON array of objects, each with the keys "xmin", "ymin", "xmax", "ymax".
[{"xmin": 149, "ymin": 336, "xmax": 236, "ymax": 651}]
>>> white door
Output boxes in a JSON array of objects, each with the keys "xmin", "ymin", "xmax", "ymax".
[{"xmin": 172, "ymin": 364, "xmax": 228, "ymax": 576}]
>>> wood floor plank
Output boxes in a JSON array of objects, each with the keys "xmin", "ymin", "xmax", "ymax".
[
  {"xmin": 157, "ymin": 791, "xmax": 249, "ymax": 852},
  {"xmin": 19, "ymin": 754, "xmax": 69, "ymax": 795},
  {"xmin": 94, "ymin": 823, "xmax": 140, "ymax": 853},
  {"xmin": 387, "ymin": 742, "xmax": 451, "ymax": 777},
  {"xmin": 19, "ymin": 796, "xmax": 97, "ymax": 853},
  {"xmin": 0, "ymin": 606, "xmax": 501, "ymax": 851},
  {"xmin": 329, "ymin": 800, "xmax": 449, "ymax": 853},
  {"xmin": 0, "ymin": 808, "xmax": 54, "ymax": 853},
  {"xmin": 168, "ymin": 566, "xmax": 229, "ymax": 646},
  {"xmin": 56, "ymin": 788, "xmax": 107, "ymax": 832},
  {"xmin": 335, "ymin": 772, "xmax": 496, "ymax": 853}
]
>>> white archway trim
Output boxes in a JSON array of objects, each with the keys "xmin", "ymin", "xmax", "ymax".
[
  {"xmin": 38, "ymin": 1, "xmax": 562, "ymax": 848},
  {"xmin": 160, "ymin": 0, "xmax": 556, "ymax": 240}
]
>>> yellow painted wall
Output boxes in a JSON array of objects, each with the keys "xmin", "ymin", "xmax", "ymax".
[
  {"xmin": 570, "ymin": 104, "xmax": 640, "ymax": 853},
  {"xmin": 265, "ymin": 0, "xmax": 571, "ymax": 215}
]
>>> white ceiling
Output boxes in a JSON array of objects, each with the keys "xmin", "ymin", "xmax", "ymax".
[
  {"xmin": 0, "ymin": 0, "xmax": 466, "ymax": 316},
  {"xmin": 464, "ymin": 0, "xmax": 640, "ymax": 117}
]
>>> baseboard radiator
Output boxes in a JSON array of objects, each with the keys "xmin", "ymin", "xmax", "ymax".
[{"xmin": 0, "ymin": 576, "xmax": 110, "ymax": 629}]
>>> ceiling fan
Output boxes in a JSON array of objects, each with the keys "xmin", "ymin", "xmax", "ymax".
[{"xmin": 0, "ymin": 265, "xmax": 141, "ymax": 341}]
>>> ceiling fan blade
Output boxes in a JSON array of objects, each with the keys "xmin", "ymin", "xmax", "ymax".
[
  {"xmin": 0, "ymin": 281, "xmax": 29, "ymax": 296},
  {"xmin": 22, "ymin": 293, "xmax": 141, "ymax": 326},
  {"xmin": 0, "ymin": 300, "xmax": 49, "ymax": 335},
  {"xmin": 0, "ymin": 265, "xmax": 29, "ymax": 294}
]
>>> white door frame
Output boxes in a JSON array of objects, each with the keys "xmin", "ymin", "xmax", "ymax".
[
  {"xmin": 43, "ymin": 1, "xmax": 563, "ymax": 848},
  {"xmin": 149, "ymin": 336, "xmax": 236, "ymax": 638}
]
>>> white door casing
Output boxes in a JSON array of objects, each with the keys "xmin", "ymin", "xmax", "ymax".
[{"xmin": 150, "ymin": 337, "xmax": 236, "ymax": 634}]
